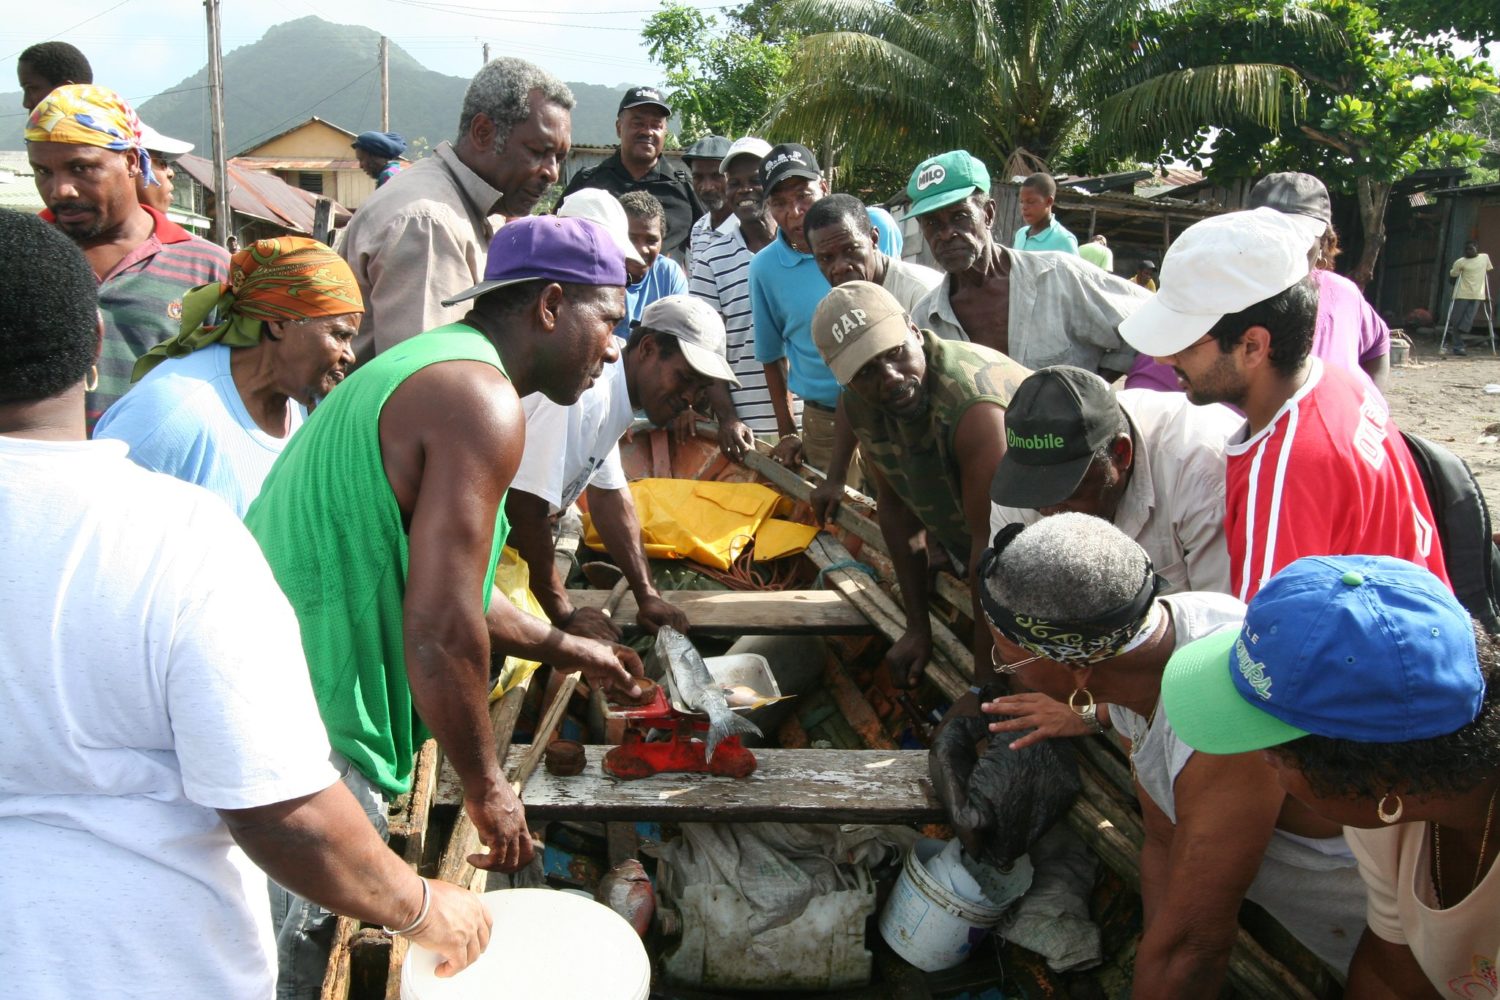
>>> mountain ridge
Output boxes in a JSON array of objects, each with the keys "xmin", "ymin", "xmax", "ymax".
[{"xmin": 1, "ymin": 16, "xmax": 638, "ymax": 154}]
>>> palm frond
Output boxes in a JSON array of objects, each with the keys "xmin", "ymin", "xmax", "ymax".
[{"xmin": 1092, "ymin": 63, "xmax": 1305, "ymax": 159}]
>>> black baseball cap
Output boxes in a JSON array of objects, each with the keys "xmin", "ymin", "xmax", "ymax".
[
  {"xmin": 991, "ymin": 366, "xmax": 1123, "ymax": 508},
  {"xmin": 759, "ymin": 143, "xmax": 821, "ymax": 193},
  {"xmin": 1247, "ymin": 172, "xmax": 1331, "ymax": 228},
  {"xmin": 618, "ymin": 86, "xmax": 671, "ymax": 115},
  {"xmin": 682, "ymin": 135, "xmax": 731, "ymax": 163}
]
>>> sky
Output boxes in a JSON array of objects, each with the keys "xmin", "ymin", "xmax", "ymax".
[{"xmin": 1, "ymin": 0, "xmax": 732, "ymax": 107}]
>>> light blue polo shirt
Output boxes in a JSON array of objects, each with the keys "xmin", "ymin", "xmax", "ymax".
[
  {"xmin": 1013, "ymin": 216, "xmax": 1080, "ymax": 254},
  {"xmin": 750, "ymin": 207, "xmax": 901, "ymax": 408},
  {"xmin": 615, "ymin": 254, "xmax": 689, "ymax": 340}
]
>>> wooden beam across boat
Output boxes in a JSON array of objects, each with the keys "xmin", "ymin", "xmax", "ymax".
[
  {"xmin": 508, "ymin": 745, "xmax": 943, "ymax": 824},
  {"xmin": 565, "ymin": 588, "xmax": 875, "ymax": 634}
]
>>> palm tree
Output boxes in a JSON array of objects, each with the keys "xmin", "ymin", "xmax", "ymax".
[{"xmin": 766, "ymin": 0, "xmax": 1326, "ymax": 180}]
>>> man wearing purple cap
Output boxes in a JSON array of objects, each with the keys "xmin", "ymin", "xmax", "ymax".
[{"xmin": 245, "ymin": 216, "xmax": 643, "ymax": 995}]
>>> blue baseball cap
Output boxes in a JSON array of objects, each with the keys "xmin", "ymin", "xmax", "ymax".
[
  {"xmin": 441, "ymin": 216, "xmax": 627, "ymax": 307},
  {"xmin": 352, "ymin": 131, "xmax": 407, "ymax": 159},
  {"xmin": 1163, "ymin": 555, "xmax": 1483, "ymax": 755}
]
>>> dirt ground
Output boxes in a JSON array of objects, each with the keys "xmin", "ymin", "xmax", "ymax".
[{"xmin": 1386, "ymin": 328, "xmax": 1500, "ymax": 500}]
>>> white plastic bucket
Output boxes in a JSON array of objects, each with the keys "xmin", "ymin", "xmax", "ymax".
[
  {"xmin": 878, "ymin": 839, "xmax": 1009, "ymax": 972},
  {"xmin": 402, "ymin": 887, "xmax": 650, "ymax": 999}
]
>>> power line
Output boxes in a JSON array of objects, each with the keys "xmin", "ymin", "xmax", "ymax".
[
  {"xmin": 0, "ymin": 0, "xmax": 137, "ymax": 61},
  {"xmin": 232, "ymin": 66, "xmax": 378, "ymax": 152},
  {"xmin": 382, "ymin": 0, "xmax": 645, "ymax": 31}
]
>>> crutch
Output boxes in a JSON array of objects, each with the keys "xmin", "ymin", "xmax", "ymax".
[
  {"xmin": 1485, "ymin": 274, "xmax": 1497, "ymax": 356},
  {"xmin": 1439, "ymin": 291, "xmax": 1459, "ymax": 353}
]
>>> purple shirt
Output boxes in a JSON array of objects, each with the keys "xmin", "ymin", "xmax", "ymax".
[{"xmin": 1125, "ymin": 268, "xmax": 1390, "ymax": 395}]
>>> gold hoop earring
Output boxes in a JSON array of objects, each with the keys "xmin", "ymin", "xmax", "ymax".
[
  {"xmin": 1068, "ymin": 687, "xmax": 1095, "ymax": 717},
  {"xmin": 1377, "ymin": 793, "xmax": 1404, "ymax": 824},
  {"xmin": 83, "ymin": 365, "xmax": 99, "ymax": 392}
]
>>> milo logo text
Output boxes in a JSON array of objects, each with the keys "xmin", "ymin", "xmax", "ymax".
[
  {"xmin": 1006, "ymin": 428, "xmax": 1065, "ymax": 451},
  {"xmin": 916, "ymin": 163, "xmax": 947, "ymax": 190}
]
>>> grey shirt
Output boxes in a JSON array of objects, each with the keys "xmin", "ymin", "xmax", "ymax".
[
  {"xmin": 340, "ymin": 142, "xmax": 503, "ymax": 360},
  {"xmin": 912, "ymin": 247, "xmax": 1147, "ymax": 374}
]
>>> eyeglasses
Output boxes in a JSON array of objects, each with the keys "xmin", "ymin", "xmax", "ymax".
[{"xmin": 991, "ymin": 646, "xmax": 1042, "ymax": 674}]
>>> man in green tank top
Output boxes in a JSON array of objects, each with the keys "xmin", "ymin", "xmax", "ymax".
[
  {"xmin": 247, "ymin": 217, "xmax": 646, "ymax": 992},
  {"xmin": 811, "ymin": 281, "xmax": 1029, "ymax": 700}
]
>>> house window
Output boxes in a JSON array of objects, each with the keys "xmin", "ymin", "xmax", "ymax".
[{"xmin": 298, "ymin": 172, "xmax": 324, "ymax": 194}]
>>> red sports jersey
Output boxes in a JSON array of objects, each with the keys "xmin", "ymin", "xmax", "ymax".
[{"xmin": 1226, "ymin": 360, "xmax": 1449, "ymax": 602}]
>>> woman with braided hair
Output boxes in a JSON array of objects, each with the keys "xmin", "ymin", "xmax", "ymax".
[{"xmin": 1165, "ymin": 554, "xmax": 1500, "ymax": 996}]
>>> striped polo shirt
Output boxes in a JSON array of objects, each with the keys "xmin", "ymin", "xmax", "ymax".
[
  {"xmin": 44, "ymin": 206, "xmax": 230, "ymax": 433},
  {"xmin": 689, "ymin": 223, "xmax": 796, "ymax": 435}
]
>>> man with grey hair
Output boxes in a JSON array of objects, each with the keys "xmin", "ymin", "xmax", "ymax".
[
  {"xmin": 341, "ymin": 57, "xmax": 575, "ymax": 359},
  {"xmin": 968, "ymin": 513, "xmax": 1365, "ymax": 990}
]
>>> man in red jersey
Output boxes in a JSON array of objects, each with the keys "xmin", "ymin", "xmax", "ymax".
[{"xmin": 1119, "ymin": 207, "xmax": 1447, "ymax": 602}]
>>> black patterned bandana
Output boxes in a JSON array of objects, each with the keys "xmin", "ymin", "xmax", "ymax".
[{"xmin": 977, "ymin": 523, "xmax": 1166, "ymax": 664}]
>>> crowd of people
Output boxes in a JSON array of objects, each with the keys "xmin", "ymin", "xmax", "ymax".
[{"xmin": 4, "ymin": 39, "xmax": 1496, "ymax": 1000}]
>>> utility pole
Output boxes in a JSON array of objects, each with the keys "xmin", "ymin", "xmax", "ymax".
[
  {"xmin": 205, "ymin": 0, "xmax": 231, "ymax": 246},
  {"xmin": 482, "ymin": 42, "xmax": 491, "ymax": 64},
  {"xmin": 380, "ymin": 36, "xmax": 390, "ymax": 132}
]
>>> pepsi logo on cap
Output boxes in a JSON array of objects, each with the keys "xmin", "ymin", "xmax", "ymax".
[{"xmin": 916, "ymin": 163, "xmax": 947, "ymax": 190}]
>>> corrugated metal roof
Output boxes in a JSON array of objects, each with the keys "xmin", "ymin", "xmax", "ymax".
[
  {"xmin": 176, "ymin": 153, "xmax": 350, "ymax": 233},
  {"xmin": 234, "ymin": 157, "xmax": 365, "ymax": 171}
]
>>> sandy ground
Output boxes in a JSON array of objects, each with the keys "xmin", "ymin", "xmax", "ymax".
[{"xmin": 1386, "ymin": 330, "xmax": 1500, "ymax": 500}]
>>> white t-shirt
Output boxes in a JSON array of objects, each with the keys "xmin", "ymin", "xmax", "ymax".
[
  {"xmin": 0, "ymin": 436, "xmax": 338, "ymax": 1000},
  {"xmin": 881, "ymin": 255, "xmax": 944, "ymax": 313},
  {"xmin": 512, "ymin": 354, "xmax": 635, "ymax": 513},
  {"xmin": 94, "ymin": 343, "xmax": 306, "ymax": 518},
  {"xmin": 1346, "ymin": 821, "xmax": 1500, "ymax": 993}
]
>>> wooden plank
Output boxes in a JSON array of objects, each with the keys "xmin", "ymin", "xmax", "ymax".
[
  {"xmin": 317, "ymin": 915, "xmax": 358, "ymax": 1000},
  {"xmin": 509, "ymin": 746, "xmax": 942, "ymax": 824},
  {"xmin": 565, "ymin": 588, "xmax": 873, "ymax": 634}
]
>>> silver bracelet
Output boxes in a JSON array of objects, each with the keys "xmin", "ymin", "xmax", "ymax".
[
  {"xmin": 1078, "ymin": 703, "xmax": 1106, "ymax": 735},
  {"xmin": 383, "ymin": 876, "xmax": 432, "ymax": 936}
]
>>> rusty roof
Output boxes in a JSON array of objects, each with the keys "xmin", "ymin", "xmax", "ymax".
[{"xmin": 176, "ymin": 153, "xmax": 350, "ymax": 233}]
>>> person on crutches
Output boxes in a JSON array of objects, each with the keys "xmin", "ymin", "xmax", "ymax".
[{"xmin": 1443, "ymin": 240, "xmax": 1494, "ymax": 356}]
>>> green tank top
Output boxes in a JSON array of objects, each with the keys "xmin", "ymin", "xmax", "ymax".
[
  {"xmin": 245, "ymin": 323, "xmax": 510, "ymax": 796},
  {"xmin": 844, "ymin": 330, "xmax": 1030, "ymax": 561}
]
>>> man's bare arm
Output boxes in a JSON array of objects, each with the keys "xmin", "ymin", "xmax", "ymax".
[
  {"xmin": 504, "ymin": 488, "xmax": 579, "ymax": 629},
  {"xmin": 586, "ymin": 483, "xmax": 688, "ymax": 634}
]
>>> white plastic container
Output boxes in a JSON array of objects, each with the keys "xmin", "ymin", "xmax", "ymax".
[
  {"xmin": 401, "ymin": 888, "xmax": 650, "ymax": 1000},
  {"xmin": 879, "ymin": 838, "xmax": 1028, "ymax": 972}
]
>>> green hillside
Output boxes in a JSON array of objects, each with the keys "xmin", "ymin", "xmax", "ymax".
[{"xmin": 1, "ymin": 16, "xmax": 638, "ymax": 153}]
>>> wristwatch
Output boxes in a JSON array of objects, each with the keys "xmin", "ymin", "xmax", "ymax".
[{"xmin": 1078, "ymin": 702, "xmax": 1106, "ymax": 735}]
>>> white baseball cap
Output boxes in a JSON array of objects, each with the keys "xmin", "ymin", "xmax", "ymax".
[
  {"xmin": 719, "ymin": 136, "xmax": 772, "ymax": 174},
  {"xmin": 557, "ymin": 188, "xmax": 646, "ymax": 267},
  {"xmin": 635, "ymin": 295, "xmax": 740, "ymax": 386},
  {"xmin": 138, "ymin": 122, "xmax": 193, "ymax": 158},
  {"xmin": 1118, "ymin": 207, "xmax": 1325, "ymax": 357}
]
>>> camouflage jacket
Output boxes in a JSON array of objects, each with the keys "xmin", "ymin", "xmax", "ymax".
[{"xmin": 845, "ymin": 330, "xmax": 1030, "ymax": 559}]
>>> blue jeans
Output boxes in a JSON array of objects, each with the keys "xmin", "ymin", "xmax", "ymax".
[{"xmin": 268, "ymin": 751, "xmax": 389, "ymax": 1000}]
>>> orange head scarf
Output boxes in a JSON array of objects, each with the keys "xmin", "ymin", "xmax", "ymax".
[{"xmin": 132, "ymin": 237, "xmax": 362, "ymax": 381}]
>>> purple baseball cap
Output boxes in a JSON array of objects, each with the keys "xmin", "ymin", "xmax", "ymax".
[{"xmin": 441, "ymin": 216, "xmax": 627, "ymax": 307}]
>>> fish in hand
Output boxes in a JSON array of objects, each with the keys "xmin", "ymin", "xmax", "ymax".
[{"xmin": 656, "ymin": 626, "xmax": 762, "ymax": 759}]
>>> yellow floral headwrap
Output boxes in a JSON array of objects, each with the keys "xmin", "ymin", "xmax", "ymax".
[
  {"xmin": 132, "ymin": 237, "xmax": 363, "ymax": 381},
  {"xmin": 25, "ymin": 84, "xmax": 156, "ymax": 187}
]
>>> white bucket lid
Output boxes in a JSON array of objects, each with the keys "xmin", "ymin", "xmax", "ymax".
[{"xmin": 402, "ymin": 888, "xmax": 651, "ymax": 1000}]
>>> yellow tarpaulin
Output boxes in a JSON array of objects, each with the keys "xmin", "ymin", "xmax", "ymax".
[
  {"xmin": 581, "ymin": 478, "xmax": 814, "ymax": 570},
  {"xmin": 491, "ymin": 546, "xmax": 547, "ymax": 698}
]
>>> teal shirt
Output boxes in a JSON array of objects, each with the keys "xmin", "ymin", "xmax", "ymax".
[
  {"xmin": 245, "ymin": 323, "xmax": 510, "ymax": 796},
  {"xmin": 1014, "ymin": 216, "xmax": 1080, "ymax": 255}
]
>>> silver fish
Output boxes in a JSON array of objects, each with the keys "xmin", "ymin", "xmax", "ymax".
[{"xmin": 656, "ymin": 626, "xmax": 762, "ymax": 759}]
